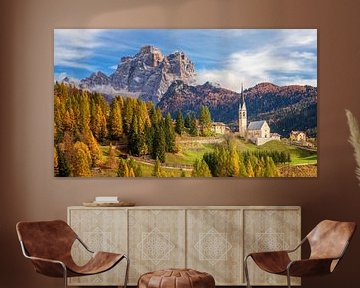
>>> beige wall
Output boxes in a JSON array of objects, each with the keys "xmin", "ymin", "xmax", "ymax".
[{"xmin": 1, "ymin": 0, "xmax": 360, "ymax": 287}]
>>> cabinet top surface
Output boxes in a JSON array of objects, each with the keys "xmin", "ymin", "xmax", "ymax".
[{"xmin": 68, "ymin": 205, "xmax": 301, "ymax": 210}]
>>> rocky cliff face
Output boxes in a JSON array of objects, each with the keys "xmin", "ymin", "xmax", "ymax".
[{"xmin": 76, "ymin": 45, "xmax": 196, "ymax": 102}]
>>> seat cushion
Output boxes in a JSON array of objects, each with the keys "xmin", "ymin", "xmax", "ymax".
[
  {"xmin": 138, "ymin": 269, "xmax": 215, "ymax": 288},
  {"xmin": 250, "ymin": 251, "xmax": 291, "ymax": 274}
]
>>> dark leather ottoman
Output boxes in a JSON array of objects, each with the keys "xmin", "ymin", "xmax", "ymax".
[{"xmin": 138, "ymin": 268, "xmax": 215, "ymax": 288}]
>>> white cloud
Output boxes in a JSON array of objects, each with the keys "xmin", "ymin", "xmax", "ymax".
[
  {"xmin": 278, "ymin": 29, "xmax": 317, "ymax": 47},
  {"xmin": 54, "ymin": 29, "xmax": 103, "ymax": 70},
  {"xmin": 196, "ymin": 40, "xmax": 317, "ymax": 90}
]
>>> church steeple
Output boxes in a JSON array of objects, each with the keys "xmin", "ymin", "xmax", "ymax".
[{"xmin": 238, "ymin": 83, "xmax": 247, "ymax": 137}]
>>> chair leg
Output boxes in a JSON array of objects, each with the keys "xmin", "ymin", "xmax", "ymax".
[
  {"xmin": 123, "ymin": 255, "xmax": 130, "ymax": 288},
  {"xmin": 244, "ymin": 255, "xmax": 252, "ymax": 288},
  {"xmin": 62, "ymin": 265, "xmax": 68, "ymax": 288},
  {"xmin": 286, "ymin": 269, "xmax": 291, "ymax": 288}
]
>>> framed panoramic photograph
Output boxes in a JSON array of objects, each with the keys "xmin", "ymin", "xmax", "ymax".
[{"xmin": 54, "ymin": 29, "xmax": 317, "ymax": 177}]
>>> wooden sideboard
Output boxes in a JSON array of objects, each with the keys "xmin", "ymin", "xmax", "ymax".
[{"xmin": 67, "ymin": 206, "xmax": 301, "ymax": 286}]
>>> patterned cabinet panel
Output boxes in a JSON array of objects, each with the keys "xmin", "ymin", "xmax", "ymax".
[
  {"xmin": 68, "ymin": 208, "xmax": 127, "ymax": 286},
  {"xmin": 186, "ymin": 209, "xmax": 243, "ymax": 285},
  {"xmin": 128, "ymin": 209, "xmax": 186, "ymax": 284},
  {"xmin": 243, "ymin": 209, "xmax": 301, "ymax": 286}
]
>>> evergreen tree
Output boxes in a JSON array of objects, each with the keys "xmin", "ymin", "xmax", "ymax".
[
  {"xmin": 152, "ymin": 157, "xmax": 166, "ymax": 177},
  {"xmin": 184, "ymin": 112, "xmax": 191, "ymax": 128},
  {"xmin": 199, "ymin": 105, "xmax": 212, "ymax": 136},
  {"xmin": 56, "ymin": 146, "xmax": 70, "ymax": 177},
  {"xmin": 189, "ymin": 113, "xmax": 198, "ymax": 136},
  {"xmin": 175, "ymin": 111, "xmax": 184, "ymax": 135},
  {"xmin": 203, "ymin": 151, "xmax": 217, "ymax": 176},
  {"xmin": 144, "ymin": 123, "xmax": 154, "ymax": 156},
  {"xmin": 180, "ymin": 169, "xmax": 186, "ymax": 177},
  {"xmin": 152, "ymin": 124, "xmax": 166, "ymax": 162},
  {"xmin": 264, "ymin": 157, "xmax": 279, "ymax": 177},
  {"xmin": 123, "ymin": 98, "xmax": 134, "ymax": 135},
  {"xmin": 117, "ymin": 158, "xmax": 129, "ymax": 177},
  {"xmin": 128, "ymin": 158, "xmax": 143, "ymax": 177},
  {"xmin": 238, "ymin": 153, "xmax": 248, "ymax": 177},
  {"xmin": 164, "ymin": 113, "xmax": 176, "ymax": 152},
  {"xmin": 128, "ymin": 115, "xmax": 140, "ymax": 156}
]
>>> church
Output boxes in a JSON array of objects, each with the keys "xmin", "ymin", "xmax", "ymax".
[{"xmin": 238, "ymin": 84, "xmax": 281, "ymax": 145}]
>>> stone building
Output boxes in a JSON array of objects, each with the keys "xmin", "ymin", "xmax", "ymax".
[
  {"xmin": 290, "ymin": 131, "xmax": 307, "ymax": 142},
  {"xmin": 211, "ymin": 122, "xmax": 226, "ymax": 134}
]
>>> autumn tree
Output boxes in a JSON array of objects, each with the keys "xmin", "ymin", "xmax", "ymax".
[
  {"xmin": 72, "ymin": 141, "xmax": 92, "ymax": 176},
  {"xmin": 192, "ymin": 159, "xmax": 212, "ymax": 177},
  {"xmin": 109, "ymin": 98, "xmax": 123, "ymax": 140}
]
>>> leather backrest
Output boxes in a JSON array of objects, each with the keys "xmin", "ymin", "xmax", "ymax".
[
  {"xmin": 16, "ymin": 220, "xmax": 77, "ymax": 261},
  {"xmin": 307, "ymin": 220, "xmax": 356, "ymax": 260}
]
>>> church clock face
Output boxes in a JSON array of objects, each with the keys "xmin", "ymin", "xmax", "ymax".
[{"xmin": 243, "ymin": 112, "xmax": 246, "ymax": 117}]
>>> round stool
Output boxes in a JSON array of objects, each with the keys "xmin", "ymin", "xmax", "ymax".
[{"xmin": 138, "ymin": 268, "xmax": 215, "ymax": 288}]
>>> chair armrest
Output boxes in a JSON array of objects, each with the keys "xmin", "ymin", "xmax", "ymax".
[
  {"xmin": 19, "ymin": 240, "xmax": 67, "ymax": 277},
  {"xmin": 287, "ymin": 258, "xmax": 335, "ymax": 277},
  {"xmin": 25, "ymin": 255, "xmax": 67, "ymax": 277}
]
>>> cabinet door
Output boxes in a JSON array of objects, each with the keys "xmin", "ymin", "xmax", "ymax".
[
  {"xmin": 128, "ymin": 209, "xmax": 186, "ymax": 284},
  {"xmin": 68, "ymin": 208, "xmax": 127, "ymax": 286},
  {"xmin": 243, "ymin": 209, "xmax": 301, "ymax": 286},
  {"xmin": 187, "ymin": 209, "xmax": 243, "ymax": 285}
]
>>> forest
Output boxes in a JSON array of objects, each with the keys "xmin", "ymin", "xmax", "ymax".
[{"xmin": 54, "ymin": 83, "xmax": 294, "ymax": 177}]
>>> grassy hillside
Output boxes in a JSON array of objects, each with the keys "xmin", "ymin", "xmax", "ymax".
[{"xmin": 93, "ymin": 137, "xmax": 317, "ymax": 177}]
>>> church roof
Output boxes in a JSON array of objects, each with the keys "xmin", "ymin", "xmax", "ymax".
[{"xmin": 248, "ymin": 120, "xmax": 267, "ymax": 130}]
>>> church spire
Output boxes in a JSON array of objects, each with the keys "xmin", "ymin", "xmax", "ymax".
[
  {"xmin": 239, "ymin": 82, "xmax": 247, "ymax": 137},
  {"xmin": 241, "ymin": 83, "xmax": 244, "ymax": 107}
]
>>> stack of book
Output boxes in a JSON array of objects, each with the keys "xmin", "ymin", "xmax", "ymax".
[{"xmin": 93, "ymin": 196, "xmax": 119, "ymax": 204}]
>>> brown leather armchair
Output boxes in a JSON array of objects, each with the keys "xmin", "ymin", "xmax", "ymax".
[
  {"xmin": 244, "ymin": 220, "xmax": 356, "ymax": 288},
  {"xmin": 16, "ymin": 220, "xmax": 129, "ymax": 288}
]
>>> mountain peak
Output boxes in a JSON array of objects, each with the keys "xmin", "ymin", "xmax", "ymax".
[
  {"xmin": 109, "ymin": 46, "xmax": 195, "ymax": 102},
  {"xmin": 139, "ymin": 45, "xmax": 162, "ymax": 55}
]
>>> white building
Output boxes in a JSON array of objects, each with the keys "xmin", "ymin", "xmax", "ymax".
[
  {"xmin": 237, "ymin": 85, "xmax": 281, "ymax": 146},
  {"xmin": 211, "ymin": 122, "xmax": 227, "ymax": 134}
]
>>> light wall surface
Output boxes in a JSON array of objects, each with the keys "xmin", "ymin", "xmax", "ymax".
[{"xmin": 1, "ymin": 1, "xmax": 360, "ymax": 287}]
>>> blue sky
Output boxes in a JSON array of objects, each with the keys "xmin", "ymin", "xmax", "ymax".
[{"xmin": 54, "ymin": 29, "xmax": 317, "ymax": 91}]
